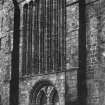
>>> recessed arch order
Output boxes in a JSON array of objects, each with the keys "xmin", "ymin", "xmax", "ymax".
[{"xmin": 29, "ymin": 80, "xmax": 59, "ymax": 105}]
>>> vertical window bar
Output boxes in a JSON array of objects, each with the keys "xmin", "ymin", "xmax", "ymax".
[
  {"xmin": 42, "ymin": 0, "xmax": 46, "ymax": 73},
  {"xmin": 22, "ymin": 5, "xmax": 25, "ymax": 75},
  {"xmin": 32, "ymin": 1, "xmax": 38, "ymax": 74},
  {"xmin": 53, "ymin": 0, "xmax": 57, "ymax": 71},
  {"xmin": 26, "ymin": 4, "xmax": 29, "ymax": 74},
  {"xmin": 40, "ymin": 0, "xmax": 45, "ymax": 73},
  {"xmin": 27, "ymin": 1, "xmax": 33, "ymax": 74},
  {"xmin": 55, "ymin": 0, "xmax": 58, "ymax": 71},
  {"xmin": 48, "ymin": 0, "xmax": 52, "ymax": 72},
  {"xmin": 40, "ymin": 0, "xmax": 42, "ymax": 73},
  {"xmin": 60, "ymin": 0, "xmax": 63, "ymax": 71},
  {"xmin": 40, "ymin": 0, "xmax": 43, "ymax": 73},
  {"xmin": 45, "ymin": 0, "xmax": 48, "ymax": 73},
  {"xmin": 22, "ymin": 4, "xmax": 28, "ymax": 75},
  {"xmin": 64, "ymin": 0, "xmax": 66, "ymax": 71},
  {"xmin": 49, "ymin": 0, "xmax": 51, "ymax": 72},
  {"xmin": 47, "ymin": 0, "xmax": 49, "ymax": 72},
  {"xmin": 32, "ymin": 1, "xmax": 35, "ymax": 74},
  {"xmin": 38, "ymin": 2, "xmax": 41, "ymax": 74},
  {"xmin": 43, "ymin": 0, "xmax": 46, "ymax": 73},
  {"xmin": 56, "ymin": 0, "xmax": 59, "ymax": 72},
  {"xmin": 61, "ymin": 0, "xmax": 64, "ymax": 70},
  {"xmin": 47, "ymin": 0, "xmax": 52, "ymax": 73},
  {"xmin": 37, "ymin": 2, "xmax": 40, "ymax": 74},
  {"xmin": 52, "ymin": 0, "xmax": 55, "ymax": 72},
  {"xmin": 33, "ymin": 1, "xmax": 40, "ymax": 74},
  {"xmin": 50, "ymin": 0, "xmax": 53, "ymax": 72},
  {"xmin": 47, "ymin": 0, "xmax": 50, "ymax": 72},
  {"xmin": 62, "ymin": 0, "xmax": 66, "ymax": 71},
  {"xmin": 55, "ymin": 0, "xmax": 58, "ymax": 72},
  {"xmin": 58, "ymin": 0, "xmax": 61, "ymax": 71}
]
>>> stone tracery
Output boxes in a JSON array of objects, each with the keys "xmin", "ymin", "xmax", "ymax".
[{"xmin": 30, "ymin": 80, "xmax": 59, "ymax": 105}]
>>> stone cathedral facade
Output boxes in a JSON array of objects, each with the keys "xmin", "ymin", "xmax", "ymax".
[{"xmin": 0, "ymin": 0, "xmax": 105, "ymax": 105}]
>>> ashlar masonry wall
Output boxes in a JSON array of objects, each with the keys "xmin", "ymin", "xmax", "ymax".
[
  {"xmin": 1, "ymin": 0, "xmax": 105, "ymax": 105},
  {"xmin": 0, "ymin": 0, "xmax": 14, "ymax": 105}
]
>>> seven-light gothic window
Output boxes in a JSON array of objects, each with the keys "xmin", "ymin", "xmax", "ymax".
[{"xmin": 22, "ymin": 0, "xmax": 79, "ymax": 75}]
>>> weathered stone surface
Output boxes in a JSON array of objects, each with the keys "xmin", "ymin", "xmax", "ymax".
[
  {"xmin": 1, "ymin": 1, "xmax": 105, "ymax": 105},
  {"xmin": 19, "ymin": 73, "xmax": 65, "ymax": 105},
  {"xmin": 86, "ymin": 1, "xmax": 105, "ymax": 105},
  {"xmin": 86, "ymin": 1, "xmax": 99, "ymax": 79},
  {"xmin": 85, "ymin": 0, "xmax": 98, "ymax": 4},
  {"xmin": 66, "ymin": 70, "xmax": 77, "ymax": 105},
  {"xmin": 0, "ymin": 0, "xmax": 13, "ymax": 105},
  {"xmin": 0, "ymin": 83, "xmax": 10, "ymax": 105},
  {"xmin": 66, "ymin": 3, "xmax": 79, "ymax": 69},
  {"xmin": 66, "ymin": 0, "xmax": 78, "ymax": 4}
]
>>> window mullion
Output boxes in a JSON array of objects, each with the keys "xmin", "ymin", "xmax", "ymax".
[
  {"xmin": 53, "ymin": 0, "xmax": 57, "ymax": 71},
  {"xmin": 52, "ymin": 0, "xmax": 55, "ymax": 72},
  {"xmin": 62, "ymin": 0, "xmax": 66, "ymax": 71},
  {"xmin": 50, "ymin": 0, "xmax": 53, "ymax": 72},
  {"xmin": 43, "ymin": 0, "xmax": 46, "ymax": 73},
  {"xmin": 22, "ymin": 4, "xmax": 28, "ymax": 75},
  {"xmin": 35, "ymin": 2, "xmax": 40, "ymax": 74},
  {"xmin": 27, "ymin": 1, "xmax": 33, "ymax": 74},
  {"xmin": 40, "ymin": 0, "xmax": 45, "ymax": 73},
  {"xmin": 32, "ymin": 2, "xmax": 36, "ymax": 74},
  {"xmin": 38, "ymin": 2, "xmax": 41, "ymax": 74},
  {"xmin": 58, "ymin": 0, "xmax": 61, "ymax": 71},
  {"xmin": 26, "ymin": 4, "xmax": 30, "ymax": 74},
  {"xmin": 45, "ymin": 0, "xmax": 48, "ymax": 73}
]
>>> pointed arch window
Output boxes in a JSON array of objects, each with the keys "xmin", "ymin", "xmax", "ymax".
[{"xmin": 22, "ymin": 0, "xmax": 66, "ymax": 75}]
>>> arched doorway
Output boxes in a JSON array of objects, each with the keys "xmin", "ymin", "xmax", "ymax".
[{"xmin": 29, "ymin": 80, "xmax": 59, "ymax": 105}]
